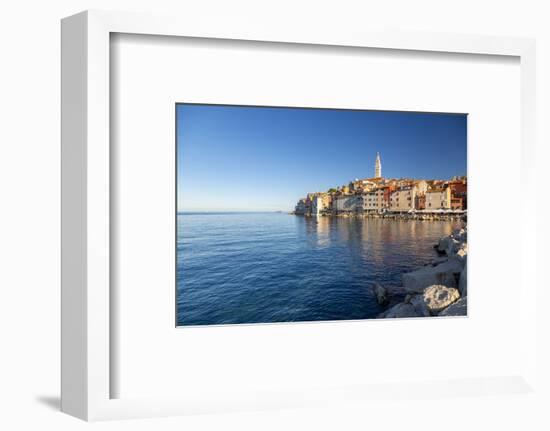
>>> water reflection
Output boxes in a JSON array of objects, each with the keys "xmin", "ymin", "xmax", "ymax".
[{"xmin": 177, "ymin": 213, "xmax": 462, "ymax": 325}]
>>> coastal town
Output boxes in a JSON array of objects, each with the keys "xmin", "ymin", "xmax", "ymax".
[{"xmin": 294, "ymin": 152, "xmax": 467, "ymax": 218}]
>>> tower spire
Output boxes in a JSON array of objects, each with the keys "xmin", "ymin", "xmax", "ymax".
[{"xmin": 375, "ymin": 152, "xmax": 382, "ymax": 178}]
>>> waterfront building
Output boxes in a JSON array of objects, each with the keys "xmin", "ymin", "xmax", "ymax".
[
  {"xmin": 448, "ymin": 179, "xmax": 467, "ymax": 194},
  {"xmin": 362, "ymin": 188, "xmax": 386, "ymax": 212},
  {"xmin": 390, "ymin": 186, "xmax": 416, "ymax": 211},
  {"xmin": 335, "ymin": 195, "xmax": 362, "ymax": 213},
  {"xmin": 295, "ymin": 198, "xmax": 307, "ymax": 214},
  {"xmin": 305, "ymin": 197, "xmax": 312, "ymax": 213},
  {"xmin": 380, "ymin": 185, "xmax": 395, "ymax": 208},
  {"xmin": 425, "ymin": 187, "xmax": 452, "ymax": 209},
  {"xmin": 449, "ymin": 179, "xmax": 467, "ymax": 209},
  {"xmin": 450, "ymin": 196, "xmax": 463, "ymax": 210},
  {"xmin": 375, "ymin": 152, "xmax": 382, "ymax": 178},
  {"xmin": 416, "ymin": 193, "xmax": 426, "ymax": 210},
  {"xmin": 312, "ymin": 194, "xmax": 331, "ymax": 215},
  {"xmin": 413, "ymin": 180, "xmax": 428, "ymax": 210}
]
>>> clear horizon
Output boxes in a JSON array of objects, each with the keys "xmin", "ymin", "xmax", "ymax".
[{"xmin": 177, "ymin": 104, "xmax": 467, "ymax": 212}]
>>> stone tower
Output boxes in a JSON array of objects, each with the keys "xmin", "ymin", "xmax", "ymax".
[{"xmin": 375, "ymin": 152, "xmax": 382, "ymax": 178}]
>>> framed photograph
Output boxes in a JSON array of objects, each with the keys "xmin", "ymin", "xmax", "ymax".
[
  {"xmin": 175, "ymin": 103, "xmax": 468, "ymax": 326},
  {"xmin": 61, "ymin": 10, "xmax": 538, "ymax": 421}
]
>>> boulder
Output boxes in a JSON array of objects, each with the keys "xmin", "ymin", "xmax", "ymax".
[
  {"xmin": 454, "ymin": 242, "xmax": 468, "ymax": 262},
  {"xmin": 438, "ymin": 229, "xmax": 467, "ymax": 258},
  {"xmin": 377, "ymin": 293, "xmax": 431, "ymax": 319},
  {"xmin": 402, "ymin": 259, "xmax": 463, "ymax": 293},
  {"xmin": 437, "ymin": 236, "xmax": 457, "ymax": 255},
  {"xmin": 407, "ymin": 294, "xmax": 431, "ymax": 317},
  {"xmin": 423, "ymin": 285, "xmax": 460, "ymax": 314},
  {"xmin": 452, "ymin": 228, "xmax": 467, "ymax": 243},
  {"xmin": 439, "ymin": 297, "xmax": 467, "ymax": 317},
  {"xmin": 372, "ymin": 282, "xmax": 389, "ymax": 306},
  {"xmin": 385, "ymin": 285, "xmax": 408, "ymax": 296},
  {"xmin": 431, "ymin": 256, "xmax": 448, "ymax": 266},
  {"xmin": 452, "ymin": 227, "xmax": 466, "ymax": 239},
  {"xmin": 458, "ymin": 261, "xmax": 467, "ymax": 296},
  {"xmin": 378, "ymin": 302, "xmax": 423, "ymax": 319}
]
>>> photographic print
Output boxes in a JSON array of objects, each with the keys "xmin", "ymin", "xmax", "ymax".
[{"xmin": 176, "ymin": 104, "xmax": 467, "ymax": 326}]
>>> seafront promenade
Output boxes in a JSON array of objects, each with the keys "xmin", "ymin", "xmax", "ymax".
[{"xmin": 293, "ymin": 209, "xmax": 466, "ymax": 222}]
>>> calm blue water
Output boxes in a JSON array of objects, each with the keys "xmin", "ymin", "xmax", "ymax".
[{"xmin": 176, "ymin": 213, "xmax": 461, "ymax": 326}]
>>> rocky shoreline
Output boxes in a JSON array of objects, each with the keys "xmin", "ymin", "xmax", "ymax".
[{"xmin": 373, "ymin": 225, "xmax": 468, "ymax": 318}]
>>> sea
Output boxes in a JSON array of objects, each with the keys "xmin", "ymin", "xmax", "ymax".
[{"xmin": 176, "ymin": 212, "xmax": 462, "ymax": 326}]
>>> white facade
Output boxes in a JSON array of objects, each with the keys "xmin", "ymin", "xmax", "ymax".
[{"xmin": 311, "ymin": 194, "xmax": 330, "ymax": 215}]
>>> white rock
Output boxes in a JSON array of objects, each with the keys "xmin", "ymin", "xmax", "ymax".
[
  {"xmin": 402, "ymin": 259, "xmax": 463, "ymax": 293},
  {"xmin": 423, "ymin": 285, "xmax": 460, "ymax": 313},
  {"xmin": 438, "ymin": 228, "xmax": 468, "ymax": 258},
  {"xmin": 439, "ymin": 297, "xmax": 467, "ymax": 316}
]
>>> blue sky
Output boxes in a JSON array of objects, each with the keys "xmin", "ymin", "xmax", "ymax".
[{"xmin": 177, "ymin": 104, "xmax": 467, "ymax": 212}]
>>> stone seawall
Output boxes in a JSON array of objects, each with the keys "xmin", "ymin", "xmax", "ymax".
[{"xmin": 293, "ymin": 212, "xmax": 466, "ymax": 222}]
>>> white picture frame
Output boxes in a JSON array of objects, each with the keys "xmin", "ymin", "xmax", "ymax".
[{"xmin": 61, "ymin": 9, "xmax": 538, "ymax": 421}]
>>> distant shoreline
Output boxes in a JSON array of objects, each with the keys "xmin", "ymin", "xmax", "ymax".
[{"xmin": 177, "ymin": 211, "xmax": 288, "ymax": 215}]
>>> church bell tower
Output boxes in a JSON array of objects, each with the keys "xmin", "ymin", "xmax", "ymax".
[{"xmin": 375, "ymin": 152, "xmax": 382, "ymax": 178}]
